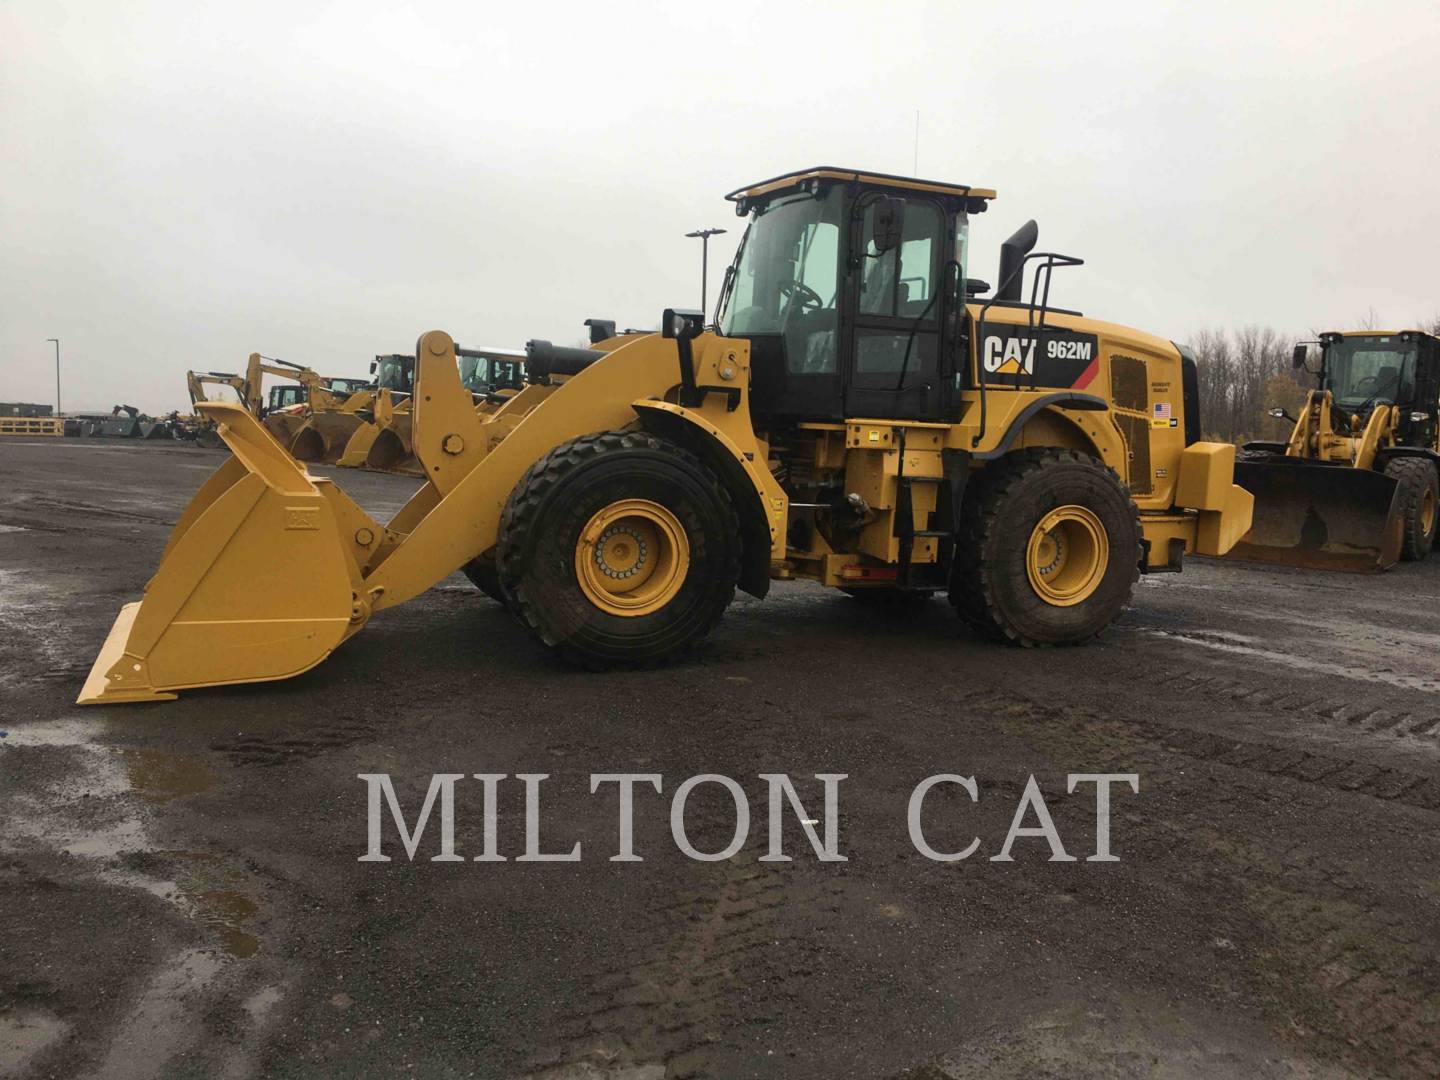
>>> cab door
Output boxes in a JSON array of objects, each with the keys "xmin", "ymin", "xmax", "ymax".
[{"xmin": 843, "ymin": 196, "xmax": 948, "ymax": 421}]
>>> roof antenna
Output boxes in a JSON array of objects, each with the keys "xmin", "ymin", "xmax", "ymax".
[{"xmin": 913, "ymin": 110, "xmax": 920, "ymax": 175}]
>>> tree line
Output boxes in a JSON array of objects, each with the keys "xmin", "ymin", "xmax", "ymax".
[{"xmin": 1187, "ymin": 314, "xmax": 1440, "ymax": 444}]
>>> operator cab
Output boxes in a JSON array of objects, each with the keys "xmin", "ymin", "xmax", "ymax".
[
  {"xmin": 457, "ymin": 350, "xmax": 526, "ymax": 396},
  {"xmin": 1310, "ymin": 331, "xmax": 1429, "ymax": 409},
  {"xmin": 1304, "ymin": 330, "xmax": 1439, "ymax": 442},
  {"xmin": 371, "ymin": 354, "xmax": 415, "ymax": 398},
  {"xmin": 267, "ymin": 384, "xmax": 305, "ymax": 412},
  {"xmin": 325, "ymin": 377, "xmax": 371, "ymax": 396},
  {"xmin": 717, "ymin": 167, "xmax": 994, "ymax": 423}
]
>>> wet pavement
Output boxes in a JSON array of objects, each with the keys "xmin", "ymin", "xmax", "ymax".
[{"xmin": 1, "ymin": 437, "xmax": 1438, "ymax": 1078}]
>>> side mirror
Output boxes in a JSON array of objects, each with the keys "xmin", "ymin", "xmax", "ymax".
[
  {"xmin": 662, "ymin": 308, "xmax": 705, "ymax": 341},
  {"xmin": 1292, "ymin": 344, "xmax": 1308, "ymax": 370},
  {"xmin": 871, "ymin": 197, "xmax": 906, "ymax": 254},
  {"xmin": 584, "ymin": 318, "xmax": 616, "ymax": 345}
]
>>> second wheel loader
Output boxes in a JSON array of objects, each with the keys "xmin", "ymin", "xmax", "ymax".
[
  {"xmin": 185, "ymin": 355, "xmax": 347, "ymax": 449},
  {"xmin": 1229, "ymin": 329, "xmax": 1440, "ymax": 570},
  {"xmin": 358, "ymin": 349, "xmax": 526, "ymax": 475},
  {"xmin": 79, "ymin": 166, "xmax": 1254, "ymax": 705}
]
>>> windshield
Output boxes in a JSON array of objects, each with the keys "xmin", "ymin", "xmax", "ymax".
[
  {"xmin": 458, "ymin": 355, "xmax": 522, "ymax": 393},
  {"xmin": 1324, "ymin": 336, "xmax": 1416, "ymax": 408},
  {"xmin": 720, "ymin": 190, "xmax": 842, "ymax": 337},
  {"xmin": 374, "ymin": 357, "xmax": 411, "ymax": 393}
]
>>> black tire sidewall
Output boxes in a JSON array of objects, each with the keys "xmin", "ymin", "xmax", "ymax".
[
  {"xmin": 501, "ymin": 438, "xmax": 738, "ymax": 664},
  {"xmin": 980, "ymin": 456, "xmax": 1139, "ymax": 643},
  {"xmin": 1385, "ymin": 458, "xmax": 1438, "ymax": 559}
]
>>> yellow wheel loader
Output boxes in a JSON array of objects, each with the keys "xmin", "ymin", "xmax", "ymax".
[
  {"xmin": 1228, "ymin": 330, "xmax": 1439, "ymax": 570},
  {"xmin": 361, "ymin": 349, "xmax": 525, "ymax": 475},
  {"xmin": 79, "ymin": 167, "xmax": 1253, "ymax": 705},
  {"xmin": 286, "ymin": 376, "xmax": 375, "ymax": 465},
  {"xmin": 338, "ymin": 355, "xmax": 417, "ymax": 471},
  {"xmin": 186, "ymin": 355, "xmax": 342, "ymax": 450}
]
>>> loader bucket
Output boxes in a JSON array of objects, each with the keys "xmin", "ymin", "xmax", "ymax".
[
  {"xmin": 291, "ymin": 412, "xmax": 365, "ymax": 464},
  {"xmin": 1225, "ymin": 458, "xmax": 1404, "ymax": 572},
  {"xmin": 337, "ymin": 420, "xmax": 381, "ymax": 468},
  {"xmin": 77, "ymin": 402, "xmax": 366, "ymax": 705},
  {"xmin": 262, "ymin": 411, "xmax": 308, "ymax": 450},
  {"xmin": 365, "ymin": 418, "xmax": 421, "ymax": 475}
]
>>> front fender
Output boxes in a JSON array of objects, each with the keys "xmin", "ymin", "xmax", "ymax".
[{"xmin": 631, "ymin": 399, "xmax": 784, "ymax": 599}]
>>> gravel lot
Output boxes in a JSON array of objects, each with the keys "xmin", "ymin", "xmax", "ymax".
[{"xmin": 2, "ymin": 437, "xmax": 1438, "ymax": 1079}]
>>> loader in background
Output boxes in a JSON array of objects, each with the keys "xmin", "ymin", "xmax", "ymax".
[
  {"xmin": 1228, "ymin": 330, "xmax": 1439, "ymax": 570},
  {"xmin": 185, "ymin": 355, "xmax": 348, "ymax": 449},
  {"xmin": 364, "ymin": 348, "xmax": 525, "ymax": 473},
  {"xmin": 79, "ymin": 166, "xmax": 1254, "ymax": 705},
  {"xmin": 337, "ymin": 354, "xmax": 417, "ymax": 471},
  {"xmin": 288, "ymin": 376, "xmax": 382, "ymax": 465}
]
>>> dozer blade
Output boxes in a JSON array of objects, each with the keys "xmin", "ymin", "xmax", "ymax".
[
  {"xmin": 291, "ymin": 411, "xmax": 366, "ymax": 464},
  {"xmin": 1225, "ymin": 459, "xmax": 1404, "ymax": 572},
  {"xmin": 78, "ymin": 402, "xmax": 367, "ymax": 705}
]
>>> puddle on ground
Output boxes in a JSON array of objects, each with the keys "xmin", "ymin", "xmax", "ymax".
[
  {"xmin": 117, "ymin": 747, "xmax": 220, "ymax": 802},
  {"xmin": 3, "ymin": 716, "xmax": 261, "ymax": 959},
  {"xmin": 86, "ymin": 946, "xmax": 224, "ymax": 1080},
  {"xmin": 195, "ymin": 890, "xmax": 261, "ymax": 958},
  {"xmin": 0, "ymin": 523, "xmax": 27, "ymax": 533},
  {"xmin": 0, "ymin": 1009, "xmax": 71, "ymax": 1075},
  {"xmin": 66, "ymin": 817, "xmax": 152, "ymax": 859}
]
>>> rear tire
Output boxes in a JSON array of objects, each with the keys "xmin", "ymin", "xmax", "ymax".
[
  {"xmin": 496, "ymin": 431, "xmax": 740, "ymax": 668},
  {"xmin": 951, "ymin": 448, "xmax": 1141, "ymax": 646},
  {"xmin": 1384, "ymin": 457, "xmax": 1438, "ymax": 561}
]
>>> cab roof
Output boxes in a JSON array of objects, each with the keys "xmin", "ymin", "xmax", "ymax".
[
  {"xmin": 1327, "ymin": 329, "xmax": 1436, "ymax": 340},
  {"xmin": 726, "ymin": 166, "xmax": 996, "ymax": 205}
]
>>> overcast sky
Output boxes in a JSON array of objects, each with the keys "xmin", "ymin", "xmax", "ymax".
[{"xmin": 3, "ymin": 1, "xmax": 1438, "ymax": 413}]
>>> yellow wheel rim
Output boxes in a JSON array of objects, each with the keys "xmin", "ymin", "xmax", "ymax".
[
  {"xmin": 1422, "ymin": 485, "xmax": 1437, "ymax": 536},
  {"xmin": 575, "ymin": 499, "xmax": 690, "ymax": 617},
  {"xmin": 1025, "ymin": 505, "xmax": 1108, "ymax": 607}
]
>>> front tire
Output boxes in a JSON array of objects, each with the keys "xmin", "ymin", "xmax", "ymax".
[
  {"xmin": 496, "ymin": 431, "xmax": 740, "ymax": 668},
  {"xmin": 951, "ymin": 448, "xmax": 1141, "ymax": 646},
  {"xmin": 462, "ymin": 552, "xmax": 509, "ymax": 605},
  {"xmin": 1384, "ymin": 457, "xmax": 1438, "ymax": 561}
]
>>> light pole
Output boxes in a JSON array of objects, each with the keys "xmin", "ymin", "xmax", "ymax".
[
  {"xmin": 685, "ymin": 228, "xmax": 727, "ymax": 317},
  {"xmin": 45, "ymin": 338, "xmax": 61, "ymax": 415}
]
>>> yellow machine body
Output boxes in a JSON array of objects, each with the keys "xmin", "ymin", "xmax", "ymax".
[
  {"xmin": 81, "ymin": 168, "xmax": 1254, "ymax": 704},
  {"xmin": 81, "ymin": 324, "xmax": 1249, "ymax": 705},
  {"xmin": 1227, "ymin": 329, "xmax": 1440, "ymax": 571}
]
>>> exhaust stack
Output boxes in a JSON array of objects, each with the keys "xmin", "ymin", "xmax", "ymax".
[{"xmin": 996, "ymin": 220, "xmax": 1039, "ymax": 302}]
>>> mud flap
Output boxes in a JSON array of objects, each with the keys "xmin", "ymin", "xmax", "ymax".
[
  {"xmin": 1225, "ymin": 459, "xmax": 1404, "ymax": 572},
  {"xmin": 78, "ymin": 403, "xmax": 368, "ymax": 705}
]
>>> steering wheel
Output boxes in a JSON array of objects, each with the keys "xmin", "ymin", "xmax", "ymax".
[
  {"xmin": 1350, "ymin": 375, "xmax": 1378, "ymax": 394},
  {"xmin": 778, "ymin": 280, "xmax": 823, "ymax": 318}
]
